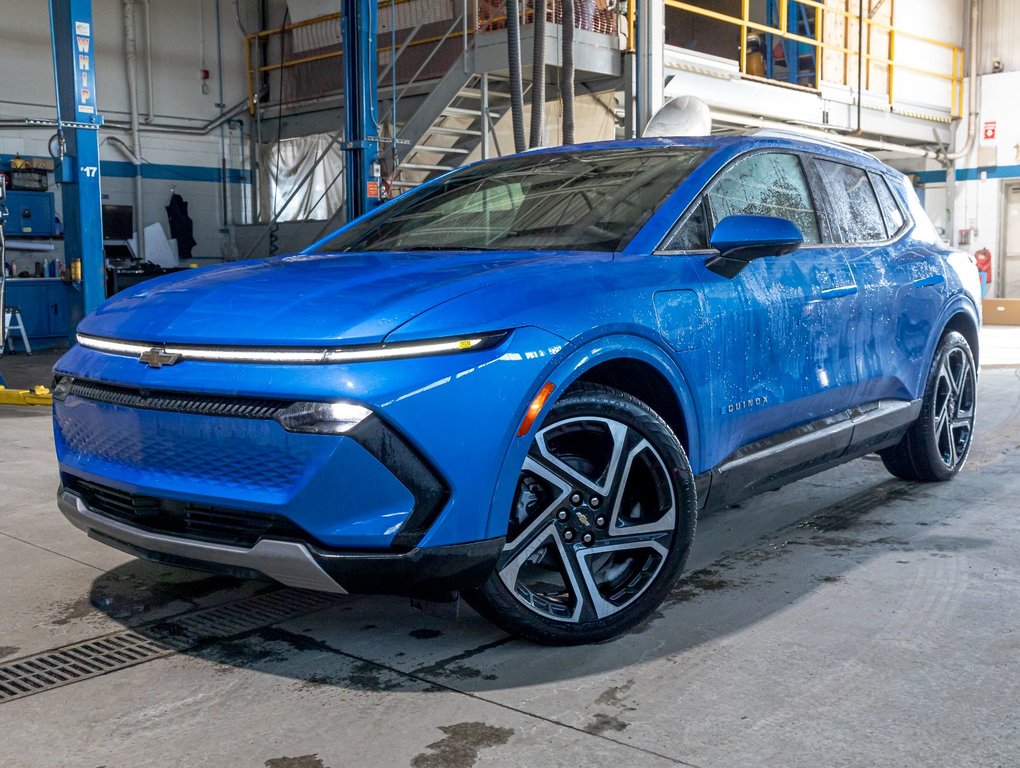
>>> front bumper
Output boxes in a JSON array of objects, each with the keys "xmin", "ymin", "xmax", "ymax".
[
  {"xmin": 52, "ymin": 326, "xmax": 567, "ymax": 549},
  {"xmin": 59, "ymin": 487, "xmax": 504, "ymax": 595}
]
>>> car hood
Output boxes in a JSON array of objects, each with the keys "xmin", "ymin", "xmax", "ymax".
[{"xmin": 77, "ymin": 250, "xmax": 613, "ymax": 346}]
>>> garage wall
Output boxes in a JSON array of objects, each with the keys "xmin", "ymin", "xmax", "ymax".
[
  {"xmin": 899, "ymin": 69, "xmax": 1020, "ymax": 296},
  {"xmin": 0, "ymin": 0, "xmax": 256, "ymax": 261}
]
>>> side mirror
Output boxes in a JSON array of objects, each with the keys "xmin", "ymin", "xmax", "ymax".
[{"xmin": 706, "ymin": 215, "xmax": 804, "ymax": 278}]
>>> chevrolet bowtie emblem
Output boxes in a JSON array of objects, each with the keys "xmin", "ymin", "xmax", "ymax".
[{"xmin": 138, "ymin": 348, "xmax": 181, "ymax": 368}]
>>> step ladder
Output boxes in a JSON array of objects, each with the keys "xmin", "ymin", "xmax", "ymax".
[{"xmin": 2, "ymin": 306, "xmax": 31, "ymax": 355}]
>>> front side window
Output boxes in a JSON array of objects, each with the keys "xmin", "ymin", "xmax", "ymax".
[
  {"xmin": 705, "ymin": 152, "xmax": 821, "ymax": 244},
  {"xmin": 815, "ymin": 160, "xmax": 887, "ymax": 243},
  {"xmin": 661, "ymin": 152, "xmax": 820, "ymax": 251},
  {"xmin": 313, "ymin": 147, "xmax": 711, "ymax": 253}
]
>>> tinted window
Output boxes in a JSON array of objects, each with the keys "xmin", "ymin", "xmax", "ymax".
[
  {"xmin": 815, "ymin": 160, "xmax": 887, "ymax": 243},
  {"xmin": 705, "ymin": 152, "xmax": 820, "ymax": 244},
  {"xmin": 313, "ymin": 147, "xmax": 710, "ymax": 253},
  {"xmin": 870, "ymin": 173, "xmax": 907, "ymax": 236}
]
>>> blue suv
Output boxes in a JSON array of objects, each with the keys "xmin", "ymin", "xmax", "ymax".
[{"xmin": 53, "ymin": 134, "xmax": 981, "ymax": 644}]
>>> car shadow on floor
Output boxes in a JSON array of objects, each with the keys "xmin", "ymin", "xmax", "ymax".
[{"xmin": 84, "ymin": 468, "xmax": 994, "ymax": 694}]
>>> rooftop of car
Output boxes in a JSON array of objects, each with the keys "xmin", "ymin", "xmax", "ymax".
[{"xmin": 518, "ymin": 131, "xmax": 888, "ymax": 172}]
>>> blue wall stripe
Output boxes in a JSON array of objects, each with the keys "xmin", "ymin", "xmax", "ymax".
[
  {"xmin": 1, "ymin": 153, "xmax": 249, "ymax": 184},
  {"xmin": 912, "ymin": 164, "xmax": 1020, "ymax": 184},
  {"xmin": 100, "ymin": 160, "xmax": 250, "ymax": 184}
]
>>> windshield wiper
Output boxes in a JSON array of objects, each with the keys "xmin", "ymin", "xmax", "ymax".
[{"xmin": 378, "ymin": 245, "xmax": 493, "ymax": 252}]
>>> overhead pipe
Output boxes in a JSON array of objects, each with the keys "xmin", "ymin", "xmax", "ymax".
[
  {"xmin": 528, "ymin": 0, "xmax": 547, "ymax": 148},
  {"xmin": 560, "ymin": 0, "xmax": 575, "ymax": 144},
  {"xmin": 141, "ymin": 0, "xmax": 155, "ymax": 123},
  {"xmin": 936, "ymin": 0, "xmax": 980, "ymax": 165},
  {"xmin": 123, "ymin": 0, "xmax": 145, "ymax": 261},
  {"xmin": 506, "ymin": 0, "xmax": 527, "ymax": 152},
  {"xmin": 854, "ymin": 0, "xmax": 863, "ymax": 133}
]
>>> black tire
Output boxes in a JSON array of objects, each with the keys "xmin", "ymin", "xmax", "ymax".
[
  {"xmin": 880, "ymin": 330, "xmax": 977, "ymax": 482},
  {"xmin": 464, "ymin": 383, "xmax": 698, "ymax": 645}
]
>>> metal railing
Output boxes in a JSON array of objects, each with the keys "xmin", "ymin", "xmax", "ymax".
[
  {"xmin": 245, "ymin": 1, "xmax": 626, "ymax": 113},
  {"xmin": 664, "ymin": 0, "xmax": 963, "ymax": 118}
]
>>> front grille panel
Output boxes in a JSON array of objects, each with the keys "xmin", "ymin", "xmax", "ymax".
[
  {"xmin": 67, "ymin": 379, "xmax": 291, "ymax": 420},
  {"xmin": 68, "ymin": 478, "xmax": 311, "ymax": 549},
  {"xmin": 54, "ymin": 396, "xmax": 320, "ymax": 492}
]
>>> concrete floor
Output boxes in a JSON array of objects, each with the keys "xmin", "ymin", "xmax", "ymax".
[{"xmin": 1, "ymin": 368, "xmax": 1019, "ymax": 767}]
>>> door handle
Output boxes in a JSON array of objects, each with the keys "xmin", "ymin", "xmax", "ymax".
[
  {"xmin": 913, "ymin": 274, "xmax": 945, "ymax": 288},
  {"xmin": 819, "ymin": 285, "xmax": 858, "ymax": 300}
]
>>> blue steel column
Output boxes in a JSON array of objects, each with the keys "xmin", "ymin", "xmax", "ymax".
[
  {"xmin": 52, "ymin": 0, "xmax": 106, "ymax": 313},
  {"xmin": 341, "ymin": 0, "xmax": 381, "ymax": 221}
]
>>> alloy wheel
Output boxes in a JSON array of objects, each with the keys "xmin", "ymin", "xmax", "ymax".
[
  {"xmin": 498, "ymin": 416, "xmax": 676, "ymax": 624},
  {"xmin": 932, "ymin": 346, "xmax": 976, "ymax": 469}
]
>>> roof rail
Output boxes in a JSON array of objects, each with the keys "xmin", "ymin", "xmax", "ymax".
[{"xmin": 751, "ymin": 128, "xmax": 873, "ymax": 158}]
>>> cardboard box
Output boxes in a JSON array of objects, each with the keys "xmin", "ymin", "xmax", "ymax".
[{"xmin": 982, "ymin": 299, "xmax": 1020, "ymax": 325}]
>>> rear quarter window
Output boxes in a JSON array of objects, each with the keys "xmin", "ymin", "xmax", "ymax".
[{"xmin": 869, "ymin": 172, "xmax": 908, "ymax": 237}]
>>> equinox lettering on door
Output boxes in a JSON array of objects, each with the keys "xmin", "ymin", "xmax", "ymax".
[{"xmin": 721, "ymin": 396, "xmax": 769, "ymax": 415}]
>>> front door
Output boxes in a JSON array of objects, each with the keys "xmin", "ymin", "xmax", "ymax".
[{"xmin": 658, "ymin": 150, "xmax": 860, "ymax": 476}]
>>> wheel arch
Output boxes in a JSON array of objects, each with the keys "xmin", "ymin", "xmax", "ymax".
[
  {"xmin": 484, "ymin": 333, "xmax": 702, "ymax": 540},
  {"xmin": 912, "ymin": 299, "xmax": 981, "ymax": 399},
  {"xmin": 568, "ymin": 357, "xmax": 690, "ymax": 453},
  {"xmin": 942, "ymin": 310, "xmax": 980, "ymax": 368}
]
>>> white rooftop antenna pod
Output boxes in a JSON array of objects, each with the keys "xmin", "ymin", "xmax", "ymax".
[{"xmin": 643, "ymin": 96, "xmax": 712, "ymax": 138}]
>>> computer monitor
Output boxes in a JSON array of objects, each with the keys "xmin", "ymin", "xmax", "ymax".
[{"xmin": 102, "ymin": 204, "xmax": 134, "ymax": 240}]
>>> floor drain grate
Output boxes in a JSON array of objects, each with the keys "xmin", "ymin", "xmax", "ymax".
[
  {"xmin": 154, "ymin": 588, "xmax": 341, "ymax": 645},
  {"xmin": 0, "ymin": 631, "xmax": 171, "ymax": 704},
  {"xmin": 0, "ymin": 588, "xmax": 343, "ymax": 704}
]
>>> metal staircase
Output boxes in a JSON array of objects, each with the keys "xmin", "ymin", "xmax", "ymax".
[{"xmin": 389, "ymin": 64, "xmax": 517, "ymax": 192}]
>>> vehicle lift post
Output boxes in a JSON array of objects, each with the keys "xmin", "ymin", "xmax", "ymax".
[
  {"xmin": 51, "ymin": 0, "xmax": 106, "ymax": 315},
  {"xmin": 340, "ymin": 0, "xmax": 381, "ymax": 222}
]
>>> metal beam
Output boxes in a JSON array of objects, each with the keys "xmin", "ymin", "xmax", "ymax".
[
  {"xmin": 636, "ymin": 0, "xmax": 664, "ymax": 135},
  {"xmin": 341, "ymin": 0, "xmax": 380, "ymax": 221},
  {"xmin": 51, "ymin": 0, "xmax": 105, "ymax": 314}
]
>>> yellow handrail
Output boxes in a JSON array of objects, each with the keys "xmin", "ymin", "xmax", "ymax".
[{"xmin": 664, "ymin": 0, "xmax": 963, "ymax": 118}]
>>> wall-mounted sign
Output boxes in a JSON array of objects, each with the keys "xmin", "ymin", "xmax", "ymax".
[
  {"xmin": 73, "ymin": 20, "xmax": 96, "ymax": 118},
  {"xmin": 983, "ymin": 121, "xmax": 997, "ymax": 141}
]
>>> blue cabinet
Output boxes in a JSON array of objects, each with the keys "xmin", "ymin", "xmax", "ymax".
[
  {"xmin": 3, "ymin": 279, "xmax": 78, "ymax": 351},
  {"xmin": 5, "ymin": 191, "xmax": 57, "ymax": 237}
]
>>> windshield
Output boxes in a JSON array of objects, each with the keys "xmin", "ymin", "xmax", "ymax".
[{"xmin": 313, "ymin": 146, "xmax": 711, "ymax": 253}]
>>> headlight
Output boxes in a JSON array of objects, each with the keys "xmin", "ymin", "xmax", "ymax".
[
  {"xmin": 76, "ymin": 331, "xmax": 510, "ymax": 365},
  {"xmin": 275, "ymin": 401, "xmax": 372, "ymax": 434}
]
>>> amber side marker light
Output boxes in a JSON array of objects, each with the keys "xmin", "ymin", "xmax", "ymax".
[{"xmin": 517, "ymin": 382, "xmax": 556, "ymax": 437}]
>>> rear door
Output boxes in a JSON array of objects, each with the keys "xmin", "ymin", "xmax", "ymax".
[
  {"xmin": 658, "ymin": 150, "xmax": 859, "ymax": 476},
  {"xmin": 810, "ymin": 159, "xmax": 945, "ymax": 404}
]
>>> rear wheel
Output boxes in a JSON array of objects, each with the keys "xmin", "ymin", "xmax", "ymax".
[
  {"xmin": 465, "ymin": 383, "xmax": 697, "ymax": 645},
  {"xmin": 880, "ymin": 330, "xmax": 977, "ymax": 481}
]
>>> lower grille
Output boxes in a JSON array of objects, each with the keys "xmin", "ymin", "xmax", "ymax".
[
  {"xmin": 67, "ymin": 478, "xmax": 311, "ymax": 549},
  {"xmin": 66, "ymin": 379, "xmax": 292, "ymax": 420}
]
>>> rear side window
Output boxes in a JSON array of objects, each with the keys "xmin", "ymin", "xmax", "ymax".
[
  {"xmin": 815, "ymin": 160, "xmax": 887, "ymax": 243},
  {"xmin": 705, "ymin": 153, "xmax": 820, "ymax": 244},
  {"xmin": 870, "ymin": 173, "xmax": 907, "ymax": 236}
]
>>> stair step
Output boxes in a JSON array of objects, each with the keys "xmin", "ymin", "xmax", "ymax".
[
  {"xmin": 424, "ymin": 125, "xmax": 482, "ymax": 137},
  {"xmin": 412, "ymin": 144, "xmax": 471, "ymax": 155},
  {"xmin": 458, "ymin": 87, "xmax": 512, "ymax": 100},
  {"xmin": 442, "ymin": 106, "xmax": 482, "ymax": 117},
  {"xmin": 397, "ymin": 162, "xmax": 455, "ymax": 172}
]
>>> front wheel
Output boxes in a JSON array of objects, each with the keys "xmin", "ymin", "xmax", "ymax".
[
  {"xmin": 880, "ymin": 330, "xmax": 977, "ymax": 481},
  {"xmin": 465, "ymin": 383, "xmax": 697, "ymax": 645}
]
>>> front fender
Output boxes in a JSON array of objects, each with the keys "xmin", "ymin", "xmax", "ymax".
[{"xmin": 484, "ymin": 333, "xmax": 701, "ymax": 540}]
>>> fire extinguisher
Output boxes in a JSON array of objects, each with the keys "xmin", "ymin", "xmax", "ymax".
[{"xmin": 975, "ymin": 248, "xmax": 992, "ymax": 294}]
